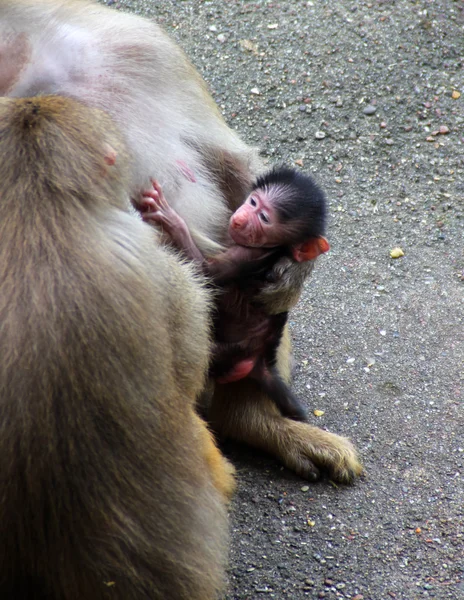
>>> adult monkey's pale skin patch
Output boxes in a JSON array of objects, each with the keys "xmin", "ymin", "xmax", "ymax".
[{"xmin": 0, "ymin": 32, "xmax": 31, "ymax": 95}]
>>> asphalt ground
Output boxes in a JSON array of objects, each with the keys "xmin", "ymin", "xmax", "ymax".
[{"xmin": 105, "ymin": 1, "xmax": 463, "ymax": 598}]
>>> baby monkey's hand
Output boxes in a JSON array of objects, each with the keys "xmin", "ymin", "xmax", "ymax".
[{"xmin": 139, "ymin": 179, "xmax": 183, "ymax": 237}]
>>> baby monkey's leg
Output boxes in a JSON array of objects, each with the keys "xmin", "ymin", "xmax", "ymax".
[{"xmin": 251, "ymin": 361, "xmax": 309, "ymax": 422}]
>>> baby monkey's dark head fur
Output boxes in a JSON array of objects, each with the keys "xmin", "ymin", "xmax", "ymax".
[{"xmin": 253, "ymin": 166, "xmax": 326, "ymax": 243}]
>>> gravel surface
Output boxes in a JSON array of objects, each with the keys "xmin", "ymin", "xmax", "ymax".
[{"xmin": 105, "ymin": 1, "xmax": 464, "ymax": 598}]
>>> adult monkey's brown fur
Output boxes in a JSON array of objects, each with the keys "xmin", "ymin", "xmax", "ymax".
[
  {"xmin": 0, "ymin": 94, "xmax": 235, "ymax": 599},
  {"xmin": 0, "ymin": 0, "xmax": 363, "ymax": 481}
]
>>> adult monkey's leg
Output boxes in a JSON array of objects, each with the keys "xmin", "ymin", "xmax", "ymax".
[{"xmin": 208, "ymin": 327, "xmax": 363, "ymax": 483}]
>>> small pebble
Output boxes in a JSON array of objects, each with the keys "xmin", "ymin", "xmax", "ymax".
[
  {"xmin": 315, "ymin": 131, "xmax": 326, "ymax": 139},
  {"xmin": 363, "ymin": 105, "xmax": 377, "ymax": 115}
]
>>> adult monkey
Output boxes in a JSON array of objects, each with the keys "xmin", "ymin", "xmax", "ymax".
[
  {"xmin": 0, "ymin": 0, "xmax": 363, "ymax": 483},
  {"xmin": 0, "ymin": 94, "xmax": 234, "ymax": 599}
]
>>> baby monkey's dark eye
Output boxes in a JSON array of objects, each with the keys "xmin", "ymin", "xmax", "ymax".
[
  {"xmin": 249, "ymin": 197, "xmax": 257, "ymax": 207},
  {"xmin": 260, "ymin": 212, "xmax": 269, "ymax": 224}
]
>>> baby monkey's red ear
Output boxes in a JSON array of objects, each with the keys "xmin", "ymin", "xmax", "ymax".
[{"xmin": 291, "ymin": 236, "xmax": 330, "ymax": 262}]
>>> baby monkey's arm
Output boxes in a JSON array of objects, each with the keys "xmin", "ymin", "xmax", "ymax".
[
  {"xmin": 139, "ymin": 179, "xmax": 205, "ymax": 264},
  {"xmin": 139, "ymin": 180, "xmax": 269, "ymax": 284}
]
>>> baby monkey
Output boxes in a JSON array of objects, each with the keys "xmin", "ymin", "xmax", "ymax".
[{"xmin": 139, "ymin": 167, "xmax": 329, "ymax": 421}]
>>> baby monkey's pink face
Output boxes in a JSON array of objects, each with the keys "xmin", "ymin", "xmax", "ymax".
[{"xmin": 228, "ymin": 187, "xmax": 283, "ymax": 248}]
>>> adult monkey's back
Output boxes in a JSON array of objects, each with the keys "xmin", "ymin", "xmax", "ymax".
[
  {"xmin": 0, "ymin": 0, "xmax": 362, "ymax": 483},
  {"xmin": 0, "ymin": 94, "xmax": 234, "ymax": 599}
]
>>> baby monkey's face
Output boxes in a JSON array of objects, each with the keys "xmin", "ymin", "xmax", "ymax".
[{"xmin": 228, "ymin": 185, "xmax": 284, "ymax": 248}]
